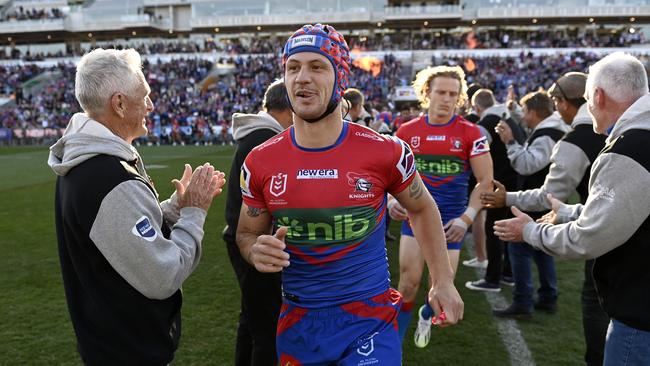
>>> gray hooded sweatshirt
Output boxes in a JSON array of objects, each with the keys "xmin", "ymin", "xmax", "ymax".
[
  {"xmin": 49, "ymin": 113, "xmax": 205, "ymax": 300},
  {"xmin": 506, "ymin": 112, "xmax": 571, "ymax": 176},
  {"xmin": 524, "ymin": 94, "xmax": 650, "ymax": 259},
  {"xmin": 506, "ymin": 104, "xmax": 605, "ymax": 210}
]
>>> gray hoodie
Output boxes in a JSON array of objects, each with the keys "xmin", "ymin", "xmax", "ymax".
[
  {"xmin": 232, "ymin": 111, "xmax": 284, "ymax": 142},
  {"xmin": 506, "ymin": 112, "xmax": 570, "ymax": 176},
  {"xmin": 49, "ymin": 113, "xmax": 205, "ymax": 299},
  {"xmin": 524, "ymin": 94, "xmax": 650, "ymax": 259},
  {"xmin": 506, "ymin": 104, "xmax": 598, "ymax": 210}
]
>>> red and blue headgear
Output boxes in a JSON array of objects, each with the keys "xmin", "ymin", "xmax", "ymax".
[{"xmin": 282, "ymin": 23, "xmax": 351, "ymax": 122}]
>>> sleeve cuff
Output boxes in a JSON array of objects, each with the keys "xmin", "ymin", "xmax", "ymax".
[
  {"xmin": 523, "ymin": 221, "xmax": 540, "ymax": 248},
  {"xmin": 557, "ymin": 204, "xmax": 574, "ymax": 224},
  {"xmin": 179, "ymin": 206, "xmax": 207, "ymax": 226},
  {"xmin": 505, "ymin": 192, "xmax": 516, "ymax": 207}
]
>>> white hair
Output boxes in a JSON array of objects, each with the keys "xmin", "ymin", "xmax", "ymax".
[
  {"xmin": 587, "ymin": 52, "xmax": 649, "ymax": 103},
  {"xmin": 75, "ymin": 48, "xmax": 143, "ymax": 114}
]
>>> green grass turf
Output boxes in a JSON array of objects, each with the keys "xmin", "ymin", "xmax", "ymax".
[{"xmin": 0, "ymin": 145, "xmax": 587, "ymax": 365}]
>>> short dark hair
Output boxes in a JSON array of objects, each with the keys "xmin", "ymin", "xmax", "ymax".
[
  {"xmin": 471, "ymin": 89, "xmax": 495, "ymax": 110},
  {"xmin": 520, "ymin": 91, "xmax": 554, "ymax": 120},
  {"xmin": 263, "ymin": 79, "xmax": 290, "ymax": 111},
  {"xmin": 343, "ymin": 88, "xmax": 364, "ymax": 108}
]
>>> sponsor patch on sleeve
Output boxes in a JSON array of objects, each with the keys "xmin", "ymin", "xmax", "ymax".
[
  {"xmin": 392, "ymin": 137, "xmax": 416, "ymax": 182},
  {"xmin": 240, "ymin": 162, "xmax": 253, "ymax": 198},
  {"xmin": 132, "ymin": 216, "xmax": 157, "ymax": 242},
  {"xmin": 471, "ymin": 136, "xmax": 490, "ymax": 156}
]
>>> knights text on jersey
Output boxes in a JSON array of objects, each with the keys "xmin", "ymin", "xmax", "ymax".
[
  {"xmin": 241, "ymin": 122, "xmax": 416, "ymax": 308},
  {"xmin": 396, "ymin": 114, "xmax": 489, "ymax": 217}
]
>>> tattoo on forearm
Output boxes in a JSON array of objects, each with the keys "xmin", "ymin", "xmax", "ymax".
[
  {"xmin": 246, "ymin": 207, "xmax": 266, "ymax": 217},
  {"xmin": 409, "ymin": 178, "xmax": 424, "ymax": 200}
]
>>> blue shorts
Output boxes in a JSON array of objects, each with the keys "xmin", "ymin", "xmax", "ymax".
[
  {"xmin": 401, "ymin": 219, "xmax": 464, "ymax": 250},
  {"xmin": 277, "ymin": 289, "xmax": 402, "ymax": 366}
]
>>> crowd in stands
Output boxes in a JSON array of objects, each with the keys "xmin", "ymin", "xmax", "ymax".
[
  {"xmin": 2, "ymin": 50, "xmax": 648, "ymax": 145},
  {"xmin": 350, "ymin": 29, "xmax": 645, "ymax": 51},
  {"xmin": 1, "ymin": 27, "xmax": 645, "ymax": 61},
  {"xmin": 0, "ymin": 6, "xmax": 64, "ymax": 22}
]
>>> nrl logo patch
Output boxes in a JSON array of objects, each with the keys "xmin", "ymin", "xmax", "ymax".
[
  {"xmin": 132, "ymin": 216, "xmax": 157, "ymax": 242},
  {"xmin": 270, "ymin": 173, "xmax": 288, "ymax": 197},
  {"xmin": 410, "ymin": 136, "xmax": 420, "ymax": 148}
]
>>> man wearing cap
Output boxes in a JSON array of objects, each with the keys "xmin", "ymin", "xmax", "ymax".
[
  {"xmin": 494, "ymin": 52, "xmax": 650, "ymax": 366},
  {"xmin": 481, "ymin": 72, "xmax": 608, "ymax": 364},
  {"xmin": 235, "ymin": 24, "xmax": 463, "ymax": 364}
]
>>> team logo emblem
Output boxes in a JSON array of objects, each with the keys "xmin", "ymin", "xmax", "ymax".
[
  {"xmin": 410, "ymin": 136, "xmax": 420, "ymax": 148},
  {"xmin": 270, "ymin": 173, "xmax": 288, "ymax": 197},
  {"xmin": 347, "ymin": 172, "xmax": 373, "ymax": 192},
  {"xmin": 355, "ymin": 178, "xmax": 372, "ymax": 192},
  {"xmin": 347, "ymin": 172, "xmax": 375, "ymax": 199},
  {"xmin": 451, "ymin": 137, "xmax": 463, "ymax": 151},
  {"xmin": 132, "ymin": 216, "xmax": 157, "ymax": 242}
]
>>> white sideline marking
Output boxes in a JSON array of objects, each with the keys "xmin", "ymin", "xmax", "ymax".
[{"xmin": 465, "ymin": 235, "xmax": 535, "ymax": 366}]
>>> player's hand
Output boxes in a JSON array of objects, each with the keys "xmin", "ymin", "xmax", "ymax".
[
  {"xmin": 249, "ymin": 226, "xmax": 290, "ymax": 273},
  {"xmin": 428, "ymin": 282, "xmax": 464, "ymax": 328},
  {"xmin": 493, "ymin": 206, "xmax": 533, "ymax": 243},
  {"xmin": 537, "ymin": 194, "xmax": 563, "ymax": 225},
  {"xmin": 481, "ymin": 179, "xmax": 506, "ymax": 208},
  {"xmin": 387, "ymin": 198, "xmax": 408, "ymax": 221},
  {"xmin": 495, "ymin": 121, "xmax": 514, "ymax": 145},
  {"xmin": 443, "ymin": 218, "xmax": 467, "ymax": 243}
]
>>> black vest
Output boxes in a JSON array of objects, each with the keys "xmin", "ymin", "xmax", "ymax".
[
  {"xmin": 592, "ymin": 129, "xmax": 650, "ymax": 331},
  {"xmin": 561, "ymin": 124, "xmax": 607, "ymax": 203},
  {"xmin": 55, "ymin": 155, "xmax": 180, "ymax": 365},
  {"xmin": 478, "ymin": 114, "xmax": 526, "ymax": 190}
]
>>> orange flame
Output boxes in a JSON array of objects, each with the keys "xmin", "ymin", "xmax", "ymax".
[{"xmin": 353, "ymin": 56, "xmax": 383, "ymax": 77}]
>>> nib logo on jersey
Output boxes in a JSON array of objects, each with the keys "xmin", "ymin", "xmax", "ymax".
[
  {"xmin": 346, "ymin": 172, "xmax": 375, "ymax": 199},
  {"xmin": 274, "ymin": 206, "xmax": 376, "ymax": 246},
  {"xmin": 417, "ymin": 155, "xmax": 464, "ymax": 176}
]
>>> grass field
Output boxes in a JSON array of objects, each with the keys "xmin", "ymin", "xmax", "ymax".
[{"xmin": 0, "ymin": 145, "xmax": 587, "ymax": 365}]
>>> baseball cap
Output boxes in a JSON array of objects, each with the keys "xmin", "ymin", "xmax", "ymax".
[{"xmin": 549, "ymin": 72, "xmax": 587, "ymax": 100}]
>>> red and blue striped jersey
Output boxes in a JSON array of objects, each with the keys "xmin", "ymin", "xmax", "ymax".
[
  {"xmin": 396, "ymin": 114, "xmax": 489, "ymax": 220},
  {"xmin": 241, "ymin": 122, "xmax": 416, "ymax": 307}
]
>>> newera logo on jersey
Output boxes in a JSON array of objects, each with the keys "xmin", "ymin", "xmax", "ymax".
[{"xmin": 296, "ymin": 169, "xmax": 339, "ymax": 180}]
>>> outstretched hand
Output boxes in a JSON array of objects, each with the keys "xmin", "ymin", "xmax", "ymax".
[
  {"xmin": 493, "ymin": 206, "xmax": 533, "ymax": 243},
  {"xmin": 537, "ymin": 194, "xmax": 563, "ymax": 224}
]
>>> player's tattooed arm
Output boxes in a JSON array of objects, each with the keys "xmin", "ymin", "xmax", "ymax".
[
  {"xmin": 246, "ymin": 206, "xmax": 267, "ymax": 218},
  {"xmin": 408, "ymin": 174, "xmax": 425, "ymax": 200}
]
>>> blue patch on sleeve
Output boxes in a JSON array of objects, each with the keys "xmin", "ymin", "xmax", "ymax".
[{"xmin": 132, "ymin": 216, "xmax": 157, "ymax": 242}]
